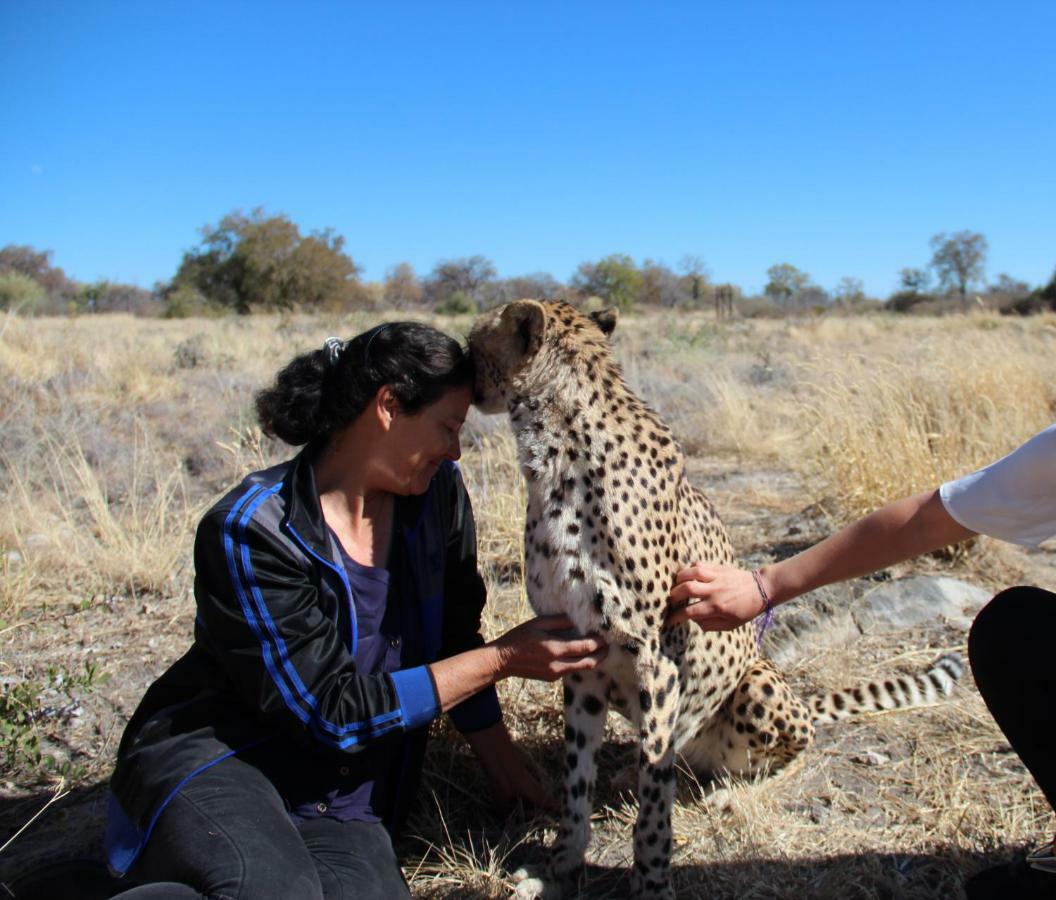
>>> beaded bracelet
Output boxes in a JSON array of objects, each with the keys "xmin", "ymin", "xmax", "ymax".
[{"xmin": 751, "ymin": 569, "xmax": 775, "ymax": 650}]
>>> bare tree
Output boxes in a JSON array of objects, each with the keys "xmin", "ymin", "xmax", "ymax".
[
  {"xmin": 929, "ymin": 231, "xmax": 988, "ymax": 310},
  {"xmin": 639, "ymin": 260, "xmax": 686, "ymax": 308},
  {"xmin": 898, "ymin": 267, "xmax": 931, "ymax": 294},
  {"xmin": 678, "ymin": 255, "xmax": 710, "ymax": 306},
  {"xmin": 988, "ymin": 273, "xmax": 1030, "ymax": 298},
  {"xmin": 833, "ymin": 276, "xmax": 865, "ymax": 306},
  {"xmin": 714, "ymin": 283, "xmax": 736, "ymax": 319},
  {"xmin": 423, "ymin": 255, "xmax": 497, "ymax": 311},
  {"xmin": 383, "ymin": 262, "xmax": 423, "ymax": 308}
]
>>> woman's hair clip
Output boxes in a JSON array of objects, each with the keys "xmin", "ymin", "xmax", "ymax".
[{"xmin": 323, "ymin": 336, "xmax": 346, "ymax": 366}]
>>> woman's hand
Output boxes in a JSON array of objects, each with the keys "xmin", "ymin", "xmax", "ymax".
[
  {"xmin": 489, "ymin": 614, "xmax": 607, "ymax": 681},
  {"xmin": 666, "ymin": 563, "xmax": 767, "ymax": 630},
  {"xmin": 465, "ymin": 721, "xmax": 558, "ymax": 819}
]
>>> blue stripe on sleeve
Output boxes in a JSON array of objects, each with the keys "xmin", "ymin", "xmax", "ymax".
[
  {"xmin": 223, "ymin": 484, "xmax": 311, "ymax": 727},
  {"xmin": 222, "ymin": 481, "xmax": 407, "ymax": 748},
  {"xmin": 389, "ymin": 666, "xmax": 439, "ymax": 731}
]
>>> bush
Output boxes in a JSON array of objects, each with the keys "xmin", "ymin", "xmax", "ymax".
[
  {"xmin": 434, "ymin": 291, "xmax": 476, "ymax": 315},
  {"xmin": 886, "ymin": 290, "xmax": 930, "ymax": 313},
  {"xmin": 0, "ymin": 271, "xmax": 45, "ymax": 313},
  {"xmin": 1000, "ymin": 270, "xmax": 1056, "ymax": 315},
  {"xmin": 164, "ymin": 284, "xmax": 227, "ymax": 318}
]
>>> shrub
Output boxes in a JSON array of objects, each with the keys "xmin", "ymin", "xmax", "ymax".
[
  {"xmin": 886, "ymin": 290, "xmax": 930, "ymax": 313},
  {"xmin": 0, "ymin": 271, "xmax": 45, "ymax": 313},
  {"xmin": 164, "ymin": 284, "xmax": 226, "ymax": 318},
  {"xmin": 434, "ymin": 291, "xmax": 476, "ymax": 315}
]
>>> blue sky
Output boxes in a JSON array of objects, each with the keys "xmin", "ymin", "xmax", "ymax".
[{"xmin": 2, "ymin": 2, "xmax": 1054, "ymax": 297}]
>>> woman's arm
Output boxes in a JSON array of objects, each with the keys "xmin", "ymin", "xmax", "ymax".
[
  {"xmin": 463, "ymin": 720, "xmax": 558, "ymax": 814},
  {"xmin": 429, "ymin": 614, "xmax": 607, "ymax": 712},
  {"xmin": 667, "ymin": 489, "xmax": 978, "ymax": 630}
]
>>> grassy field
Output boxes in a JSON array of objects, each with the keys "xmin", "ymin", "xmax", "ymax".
[{"xmin": 1, "ymin": 308, "xmax": 1055, "ymax": 897}]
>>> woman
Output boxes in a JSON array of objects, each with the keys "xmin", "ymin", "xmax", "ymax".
[
  {"xmin": 105, "ymin": 322, "xmax": 607, "ymax": 898},
  {"xmin": 667, "ymin": 423, "xmax": 1056, "ymax": 899}
]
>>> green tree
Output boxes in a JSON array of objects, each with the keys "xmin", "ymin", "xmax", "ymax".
[
  {"xmin": 571, "ymin": 254, "xmax": 643, "ymax": 312},
  {"xmin": 764, "ymin": 263, "xmax": 810, "ymax": 307},
  {"xmin": 0, "ymin": 245, "xmax": 75, "ymax": 298},
  {"xmin": 929, "ymin": 230, "xmax": 988, "ymax": 309},
  {"xmin": 0, "ymin": 244, "xmax": 78, "ymax": 313},
  {"xmin": 169, "ymin": 209, "xmax": 363, "ymax": 313}
]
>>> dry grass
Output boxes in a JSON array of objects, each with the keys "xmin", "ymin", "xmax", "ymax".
[
  {"xmin": 1, "ymin": 308, "xmax": 1055, "ymax": 897},
  {"xmin": 790, "ymin": 316, "xmax": 1056, "ymax": 525}
]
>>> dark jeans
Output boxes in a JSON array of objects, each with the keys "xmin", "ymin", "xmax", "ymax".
[
  {"xmin": 116, "ymin": 754, "xmax": 410, "ymax": 899},
  {"xmin": 969, "ymin": 585, "xmax": 1056, "ymax": 810}
]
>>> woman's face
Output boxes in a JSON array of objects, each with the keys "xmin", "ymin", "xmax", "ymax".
[{"xmin": 385, "ymin": 384, "xmax": 472, "ymax": 495}]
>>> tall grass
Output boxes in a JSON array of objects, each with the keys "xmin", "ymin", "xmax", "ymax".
[
  {"xmin": 0, "ymin": 425, "xmax": 197, "ymax": 612},
  {"xmin": 623, "ymin": 312, "xmax": 1056, "ymax": 523},
  {"xmin": 458, "ymin": 427, "xmax": 526, "ymax": 580},
  {"xmin": 792, "ymin": 320, "xmax": 1056, "ymax": 523}
]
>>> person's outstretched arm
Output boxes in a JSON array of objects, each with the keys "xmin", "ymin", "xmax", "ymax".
[{"xmin": 667, "ymin": 489, "xmax": 977, "ymax": 630}]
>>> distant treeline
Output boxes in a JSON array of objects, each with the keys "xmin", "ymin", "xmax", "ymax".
[{"xmin": 2, "ymin": 209, "xmax": 1054, "ymax": 317}]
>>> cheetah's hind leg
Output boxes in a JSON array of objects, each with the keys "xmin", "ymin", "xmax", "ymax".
[{"xmin": 679, "ymin": 658, "xmax": 815, "ymax": 781}]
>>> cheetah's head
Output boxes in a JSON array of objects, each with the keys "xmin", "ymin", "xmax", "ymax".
[{"xmin": 468, "ymin": 299, "xmax": 618, "ymax": 414}]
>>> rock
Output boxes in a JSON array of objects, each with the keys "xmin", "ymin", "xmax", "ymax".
[
  {"xmin": 761, "ymin": 583, "xmax": 860, "ymax": 665},
  {"xmin": 852, "ymin": 750, "xmax": 890, "ymax": 766},
  {"xmin": 852, "ymin": 576, "xmax": 990, "ymax": 633},
  {"xmin": 762, "ymin": 575, "xmax": 990, "ymax": 664}
]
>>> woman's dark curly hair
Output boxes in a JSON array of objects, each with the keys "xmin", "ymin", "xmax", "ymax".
[{"xmin": 255, "ymin": 322, "xmax": 474, "ymax": 446}]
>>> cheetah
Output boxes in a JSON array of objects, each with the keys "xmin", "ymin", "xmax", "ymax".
[{"xmin": 468, "ymin": 299, "xmax": 964, "ymax": 899}]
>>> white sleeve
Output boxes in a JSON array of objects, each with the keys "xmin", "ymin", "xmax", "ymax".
[{"xmin": 939, "ymin": 424, "xmax": 1056, "ymax": 547}]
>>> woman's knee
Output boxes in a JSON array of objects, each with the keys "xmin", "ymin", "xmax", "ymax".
[
  {"xmin": 133, "ymin": 790, "xmax": 324, "ymax": 899},
  {"xmin": 970, "ymin": 585, "xmax": 1041, "ymax": 644},
  {"xmin": 969, "ymin": 585, "xmax": 1052, "ymax": 676}
]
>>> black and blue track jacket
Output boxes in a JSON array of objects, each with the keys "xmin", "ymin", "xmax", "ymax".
[{"xmin": 105, "ymin": 444, "xmax": 500, "ymax": 876}]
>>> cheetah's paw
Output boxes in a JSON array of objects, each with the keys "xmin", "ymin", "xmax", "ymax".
[{"xmin": 511, "ymin": 866, "xmax": 561, "ymax": 899}]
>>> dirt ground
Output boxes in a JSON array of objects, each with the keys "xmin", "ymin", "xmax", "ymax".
[{"xmin": 2, "ymin": 452, "xmax": 1053, "ymax": 899}]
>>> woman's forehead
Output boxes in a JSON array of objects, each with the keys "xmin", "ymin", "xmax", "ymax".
[{"xmin": 432, "ymin": 384, "xmax": 472, "ymax": 417}]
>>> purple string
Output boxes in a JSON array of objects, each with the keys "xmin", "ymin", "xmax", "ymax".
[{"xmin": 752, "ymin": 569, "xmax": 775, "ymax": 650}]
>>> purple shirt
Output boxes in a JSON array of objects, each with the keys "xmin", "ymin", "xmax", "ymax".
[{"xmin": 286, "ymin": 536, "xmax": 406, "ymax": 824}]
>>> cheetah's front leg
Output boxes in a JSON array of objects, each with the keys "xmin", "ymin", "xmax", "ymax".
[
  {"xmin": 550, "ymin": 670, "xmax": 609, "ymax": 883},
  {"xmin": 629, "ymin": 653, "xmax": 681, "ymax": 899}
]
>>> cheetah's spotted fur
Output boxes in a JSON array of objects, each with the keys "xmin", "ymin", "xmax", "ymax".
[{"xmin": 468, "ymin": 300, "xmax": 964, "ymax": 899}]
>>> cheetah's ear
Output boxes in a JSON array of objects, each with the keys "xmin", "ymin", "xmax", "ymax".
[
  {"xmin": 590, "ymin": 308, "xmax": 619, "ymax": 337},
  {"xmin": 501, "ymin": 300, "xmax": 546, "ymax": 358}
]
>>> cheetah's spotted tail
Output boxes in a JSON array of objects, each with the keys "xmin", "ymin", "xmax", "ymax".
[{"xmin": 808, "ymin": 652, "xmax": 965, "ymax": 724}]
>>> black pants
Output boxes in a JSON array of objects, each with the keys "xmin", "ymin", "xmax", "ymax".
[
  {"xmin": 117, "ymin": 754, "xmax": 411, "ymax": 899},
  {"xmin": 969, "ymin": 585, "xmax": 1056, "ymax": 810}
]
